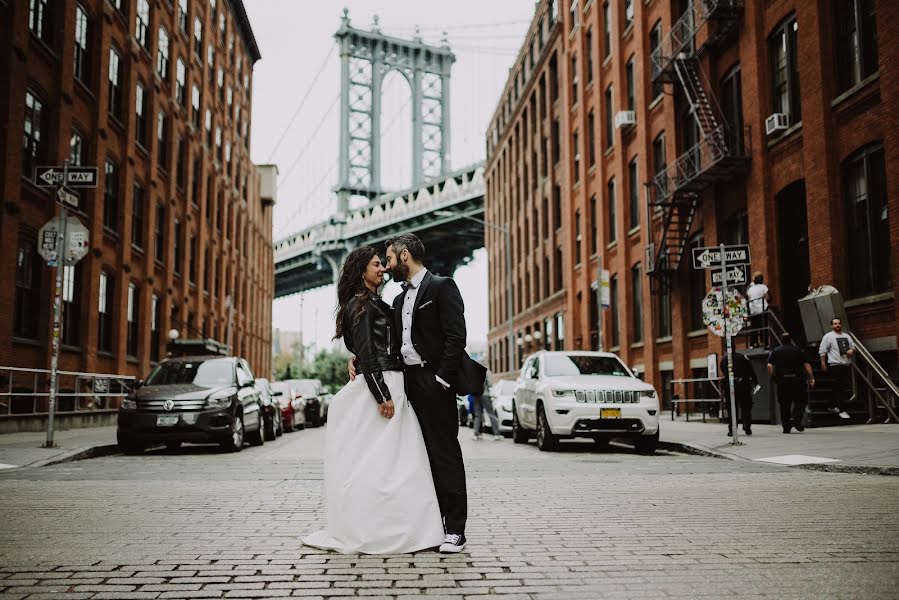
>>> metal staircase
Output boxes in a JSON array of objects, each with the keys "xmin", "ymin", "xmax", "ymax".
[{"xmin": 647, "ymin": 0, "xmax": 749, "ymax": 294}]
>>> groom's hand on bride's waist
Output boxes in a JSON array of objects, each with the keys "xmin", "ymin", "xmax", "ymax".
[{"xmin": 348, "ymin": 356, "xmax": 357, "ymax": 381}]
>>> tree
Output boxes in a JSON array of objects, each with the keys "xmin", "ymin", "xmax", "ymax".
[{"xmin": 299, "ymin": 348, "xmax": 352, "ymax": 393}]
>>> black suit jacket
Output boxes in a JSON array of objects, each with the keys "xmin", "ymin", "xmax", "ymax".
[{"xmin": 392, "ymin": 271, "xmax": 487, "ymax": 395}]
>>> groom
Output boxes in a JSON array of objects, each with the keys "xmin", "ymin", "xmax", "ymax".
[{"xmin": 352, "ymin": 233, "xmax": 485, "ymax": 553}]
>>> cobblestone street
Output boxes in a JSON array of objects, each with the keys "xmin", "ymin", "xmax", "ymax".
[{"xmin": 0, "ymin": 427, "xmax": 897, "ymax": 599}]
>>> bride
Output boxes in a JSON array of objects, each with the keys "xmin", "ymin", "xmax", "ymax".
[{"xmin": 302, "ymin": 246, "xmax": 445, "ymax": 554}]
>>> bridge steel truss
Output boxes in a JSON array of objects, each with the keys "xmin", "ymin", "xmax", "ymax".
[{"xmin": 334, "ymin": 10, "xmax": 455, "ymax": 213}]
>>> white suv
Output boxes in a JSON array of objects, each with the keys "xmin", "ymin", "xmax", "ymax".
[{"xmin": 512, "ymin": 351, "xmax": 660, "ymax": 454}]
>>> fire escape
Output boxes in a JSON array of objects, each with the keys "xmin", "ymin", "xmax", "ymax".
[{"xmin": 647, "ymin": 0, "xmax": 749, "ymax": 294}]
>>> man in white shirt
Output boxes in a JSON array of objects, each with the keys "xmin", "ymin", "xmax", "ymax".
[
  {"xmin": 818, "ymin": 317, "xmax": 855, "ymax": 419},
  {"xmin": 746, "ymin": 272, "xmax": 770, "ymax": 348}
]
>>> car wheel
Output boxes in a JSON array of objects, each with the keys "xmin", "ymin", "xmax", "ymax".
[
  {"xmin": 118, "ymin": 436, "xmax": 144, "ymax": 455},
  {"xmin": 263, "ymin": 414, "xmax": 277, "ymax": 441},
  {"xmin": 276, "ymin": 415, "xmax": 283, "ymax": 436},
  {"xmin": 593, "ymin": 437, "xmax": 610, "ymax": 449},
  {"xmin": 635, "ymin": 430, "xmax": 659, "ymax": 455},
  {"xmin": 536, "ymin": 405, "xmax": 559, "ymax": 452},
  {"xmin": 246, "ymin": 418, "xmax": 265, "ymax": 447},
  {"xmin": 165, "ymin": 441, "xmax": 182, "ymax": 451},
  {"xmin": 512, "ymin": 404, "xmax": 529, "ymax": 444},
  {"xmin": 308, "ymin": 410, "xmax": 321, "ymax": 428},
  {"xmin": 220, "ymin": 414, "xmax": 244, "ymax": 453}
]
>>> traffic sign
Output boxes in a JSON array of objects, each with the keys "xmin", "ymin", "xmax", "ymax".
[
  {"xmin": 701, "ymin": 287, "xmax": 748, "ymax": 337},
  {"xmin": 35, "ymin": 166, "xmax": 98, "ymax": 188},
  {"xmin": 600, "ymin": 269, "xmax": 610, "ymax": 309},
  {"xmin": 692, "ymin": 244, "xmax": 751, "ymax": 270},
  {"xmin": 37, "ymin": 216, "xmax": 90, "ymax": 266},
  {"xmin": 710, "ymin": 264, "xmax": 748, "ymax": 286},
  {"xmin": 57, "ymin": 186, "xmax": 79, "ymax": 208}
]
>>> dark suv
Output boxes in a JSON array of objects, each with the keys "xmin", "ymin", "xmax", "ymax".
[{"xmin": 117, "ymin": 356, "xmax": 264, "ymax": 454}]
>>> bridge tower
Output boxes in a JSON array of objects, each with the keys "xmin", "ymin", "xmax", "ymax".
[{"xmin": 334, "ymin": 9, "xmax": 455, "ymax": 214}]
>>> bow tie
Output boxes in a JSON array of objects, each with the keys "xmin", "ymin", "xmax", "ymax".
[{"xmin": 401, "ymin": 281, "xmax": 413, "ymax": 291}]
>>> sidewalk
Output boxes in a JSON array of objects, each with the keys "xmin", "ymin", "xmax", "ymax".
[
  {"xmin": 0, "ymin": 425, "xmax": 118, "ymax": 471},
  {"xmin": 660, "ymin": 418, "xmax": 899, "ymax": 473}
]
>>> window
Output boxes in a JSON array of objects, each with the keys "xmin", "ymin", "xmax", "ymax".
[
  {"xmin": 136, "ymin": 0, "xmax": 150, "ymax": 49},
  {"xmin": 207, "ymin": 44, "xmax": 215, "ymax": 86},
  {"xmin": 844, "ymin": 144, "xmax": 890, "ymax": 296},
  {"xmin": 689, "ymin": 235, "xmax": 705, "ymax": 330},
  {"xmin": 61, "ymin": 265, "xmax": 81, "ymax": 347},
  {"xmin": 176, "ymin": 137, "xmax": 186, "ymax": 188},
  {"xmin": 656, "ymin": 283, "xmax": 672, "ymax": 338},
  {"xmin": 217, "ymin": 67, "xmax": 224, "ymax": 102},
  {"xmin": 135, "ymin": 81, "xmax": 148, "ymax": 146},
  {"xmin": 23, "ymin": 90, "xmax": 45, "ymax": 178},
  {"xmin": 215, "ymin": 127, "xmax": 222, "ymax": 161},
  {"xmin": 194, "ymin": 17, "xmax": 203, "ymax": 57},
  {"xmin": 14, "ymin": 233, "xmax": 41, "ymax": 340},
  {"xmin": 602, "ymin": 1, "xmax": 612, "ymax": 58},
  {"xmin": 551, "ymin": 119, "xmax": 560, "ymax": 164},
  {"xmin": 157, "ymin": 111, "xmax": 169, "ymax": 169},
  {"xmin": 205, "ymin": 109, "xmax": 212, "ymax": 145},
  {"xmin": 626, "ymin": 57, "xmax": 635, "ymax": 110},
  {"xmin": 604, "ymin": 85, "xmax": 614, "ymax": 149},
  {"xmin": 556, "ymin": 311, "xmax": 565, "ymax": 349},
  {"xmin": 131, "ymin": 183, "xmax": 145, "ymax": 249},
  {"xmin": 607, "ymin": 177, "xmax": 617, "ymax": 243},
  {"xmin": 74, "ymin": 5, "xmax": 91, "ymax": 85},
  {"xmin": 98, "ymin": 272, "xmax": 114, "ymax": 353},
  {"xmin": 70, "ymin": 130, "xmax": 85, "ymax": 166},
  {"xmin": 653, "ymin": 133, "xmax": 667, "ymax": 198},
  {"xmin": 191, "ymin": 85, "xmax": 200, "ymax": 128},
  {"xmin": 103, "ymin": 160, "xmax": 119, "ymax": 232},
  {"xmin": 624, "ymin": 0, "xmax": 634, "ymax": 30},
  {"xmin": 628, "ymin": 157, "xmax": 639, "ymax": 228},
  {"xmin": 205, "ymin": 247, "xmax": 212, "ymax": 290},
  {"xmin": 108, "ymin": 47, "xmax": 123, "ymax": 120},
  {"xmin": 154, "ymin": 203, "xmax": 165, "ymax": 263},
  {"xmin": 189, "ymin": 235, "xmax": 196, "ymax": 283},
  {"xmin": 631, "ymin": 263, "xmax": 643, "ymax": 343},
  {"xmin": 157, "ymin": 27, "xmax": 170, "ymax": 79},
  {"xmin": 649, "ymin": 21, "xmax": 663, "ymax": 99},
  {"xmin": 590, "ymin": 195, "xmax": 598, "ymax": 255},
  {"xmin": 575, "ymin": 209, "xmax": 582, "ymax": 264},
  {"xmin": 549, "ymin": 53, "xmax": 559, "ymax": 102},
  {"xmin": 569, "ymin": 0, "xmax": 578, "ymax": 30},
  {"xmin": 191, "ymin": 157, "xmax": 201, "ymax": 204},
  {"xmin": 585, "ymin": 29, "xmax": 594, "ymax": 83},
  {"xmin": 836, "ymin": 0, "xmax": 878, "ymax": 93},
  {"xmin": 29, "ymin": 0, "xmax": 52, "ymax": 44},
  {"xmin": 609, "ymin": 274, "xmax": 619, "ymax": 347},
  {"xmin": 150, "ymin": 294, "xmax": 161, "ymax": 362},
  {"xmin": 173, "ymin": 219, "xmax": 182, "ymax": 275},
  {"xmin": 553, "ymin": 184, "xmax": 562, "ymax": 231},
  {"xmin": 178, "ymin": 0, "xmax": 188, "ymax": 34},
  {"xmin": 572, "ymin": 131, "xmax": 580, "ymax": 183},
  {"xmin": 587, "ymin": 111, "xmax": 596, "ymax": 166},
  {"xmin": 721, "ymin": 65, "xmax": 744, "ymax": 152},
  {"xmin": 570, "ymin": 55, "xmax": 578, "ymax": 102},
  {"xmin": 554, "ymin": 246, "xmax": 563, "ymax": 291},
  {"xmin": 768, "ymin": 16, "xmax": 801, "ymax": 124},
  {"xmin": 127, "ymin": 283, "xmax": 139, "ymax": 357},
  {"xmin": 176, "ymin": 58, "xmax": 186, "ymax": 106}
]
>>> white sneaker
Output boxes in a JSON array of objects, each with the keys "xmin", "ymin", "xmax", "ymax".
[
  {"xmin": 471, "ymin": 432, "xmax": 480, "ymax": 440},
  {"xmin": 439, "ymin": 533, "xmax": 466, "ymax": 553},
  {"xmin": 838, "ymin": 411, "xmax": 851, "ymax": 419},
  {"xmin": 492, "ymin": 434, "xmax": 502, "ymax": 441}
]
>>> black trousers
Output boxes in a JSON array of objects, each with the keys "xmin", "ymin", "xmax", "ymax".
[
  {"xmin": 405, "ymin": 365, "xmax": 467, "ymax": 535},
  {"xmin": 776, "ymin": 376, "xmax": 806, "ymax": 431},
  {"xmin": 749, "ymin": 313, "xmax": 768, "ymax": 347},
  {"xmin": 724, "ymin": 384, "xmax": 753, "ymax": 431},
  {"xmin": 828, "ymin": 364, "xmax": 851, "ymax": 412}
]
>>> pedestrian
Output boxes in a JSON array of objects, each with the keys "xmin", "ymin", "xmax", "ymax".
[
  {"xmin": 470, "ymin": 371, "xmax": 502, "ymax": 441},
  {"xmin": 719, "ymin": 351, "xmax": 758, "ymax": 436},
  {"xmin": 746, "ymin": 272, "xmax": 770, "ymax": 348},
  {"xmin": 767, "ymin": 332, "xmax": 815, "ymax": 433},
  {"xmin": 818, "ymin": 317, "xmax": 855, "ymax": 420}
]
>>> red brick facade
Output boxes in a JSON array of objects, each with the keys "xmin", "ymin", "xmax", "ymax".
[
  {"xmin": 0, "ymin": 0, "xmax": 273, "ymax": 391},
  {"xmin": 485, "ymin": 0, "xmax": 898, "ymax": 386}
]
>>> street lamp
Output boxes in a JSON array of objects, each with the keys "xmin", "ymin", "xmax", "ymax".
[{"xmin": 435, "ymin": 209, "xmax": 516, "ymax": 375}]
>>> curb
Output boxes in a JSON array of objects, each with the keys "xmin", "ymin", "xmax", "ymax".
[
  {"xmin": 657, "ymin": 440, "xmax": 731, "ymax": 460},
  {"xmin": 41, "ymin": 444, "xmax": 121, "ymax": 468}
]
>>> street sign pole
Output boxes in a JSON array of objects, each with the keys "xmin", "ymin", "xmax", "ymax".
[
  {"xmin": 45, "ymin": 160, "xmax": 69, "ymax": 448},
  {"xmin": 597, "ymin": 255, "xmax": 603, "ymax": 351},
  {"xmin": 720, "ymin": 242, "xmax": 740, "ymax": 446}
]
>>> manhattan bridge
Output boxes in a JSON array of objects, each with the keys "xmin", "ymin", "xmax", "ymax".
[{"xmin": 273, "ymin": 11, "xmax": 488, "ymax": 297}]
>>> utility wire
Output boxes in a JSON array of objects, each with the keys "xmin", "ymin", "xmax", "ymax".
[
  {"xmin": 275, "ymin": 93, "xmax": 340, "ymax": 192},
  {"xmin": 265, "ymin": 44, "xmax": 336, "ymax": 162}
]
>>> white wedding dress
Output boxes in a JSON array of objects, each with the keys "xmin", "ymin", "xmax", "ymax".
[{"xmin": 302, "ymin": 371, "xmax": 445, "ymax": 554}]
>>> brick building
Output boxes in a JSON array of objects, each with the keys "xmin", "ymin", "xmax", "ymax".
[
  {"xmin": 484, "ymin": 0, "xmax": 897, "ymax": 394},
  {"xmin": 0, "ymin": 0, "xmax": 274, "ymax": 407}
]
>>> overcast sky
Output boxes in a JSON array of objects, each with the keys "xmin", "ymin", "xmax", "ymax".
[{"xmin": 245, "ymin": 0, "xmax": 534, "ymax": 354}]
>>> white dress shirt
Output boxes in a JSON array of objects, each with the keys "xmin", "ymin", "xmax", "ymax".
[{"xmin": 400, "ymin": 268, "xmax": 449, "ymax": 388}]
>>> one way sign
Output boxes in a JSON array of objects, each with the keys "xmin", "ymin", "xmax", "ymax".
[
  {"xmin": 711, "ymin": 265, "xmax": 748, "ymax": 286},
  {"xmin": 34, "ymin": 166, "xmax": 98, "ymax": 188},
  {"xmin": 692, "ymin": 244, "xmax": 751, "ymax": 269}
]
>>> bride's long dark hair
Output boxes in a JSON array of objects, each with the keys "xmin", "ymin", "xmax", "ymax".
[{"xmin": 334, "ymin": 245, "xmax": 380, "ymax": 340}]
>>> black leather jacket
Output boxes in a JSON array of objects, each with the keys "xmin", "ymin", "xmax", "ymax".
[{"xmin": 344, "ymin": 293, "xmax": 403, "ymax": 404}]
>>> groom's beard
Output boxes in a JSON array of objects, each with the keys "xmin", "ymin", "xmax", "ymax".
[{"xmin": 391, "ymin": 262, "xmax": 410, "ymax": 282}]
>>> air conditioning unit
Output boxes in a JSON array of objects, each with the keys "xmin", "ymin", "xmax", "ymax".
[
  {"xmin": 765, "ymin": 112, "xmax": 789, "ymax": 135},
  {"xmin": 614, "ymin": 110, "xmax": 636, "ymax": 129}
]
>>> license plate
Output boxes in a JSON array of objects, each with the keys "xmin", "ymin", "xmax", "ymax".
[
  {"xmin": 600, "ymin": 408, "xmax": 621, "ymax": 419},
  {"xmin": 156, "ymin": 415, "xmax": 179, "ymax": 426}
]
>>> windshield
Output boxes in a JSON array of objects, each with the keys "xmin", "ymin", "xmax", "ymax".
[
  {"xmin": 145, "ymin": 359, "xmax": 235, "ymax": 386},
  {"xmin": 543, "ymin": 355, "xmax": 632, "ymax": 378},
  {"xmin": 294, "ymin": 381, "xmax": 319, "ymax": 396},
  {"xmin": 270, "ymin": 382, "xmax": 291, "ymax": 394},
  {"xmin": 494, "ymin": 380, "xmax": 517, "ymax": 395}
]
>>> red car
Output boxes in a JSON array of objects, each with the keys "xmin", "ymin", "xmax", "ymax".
[{"xmin": 270, "ymin": 381, "xmax": 306, "ymax": 432}]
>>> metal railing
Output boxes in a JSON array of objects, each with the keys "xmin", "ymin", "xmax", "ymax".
[
  {"xmin": 847, "ymin": 333, "xmax": 899, "ymax": 423},
  {"xmin": 667, "ymin": 376, "xmax": 723, "ymax": 422},
  {"xmin": 0, "ymin": 366, "xmax": 136, "ymax": 416},
  {"xmin": 650, "ymin": 0, "xmax": 742, "ymax": 80}
]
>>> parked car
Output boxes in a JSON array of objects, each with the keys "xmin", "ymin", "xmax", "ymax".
[
  {"xmin": 288, "ymin": 379, "xmax": 325, "ymax": 427},
  {"xmin": 457, "ymin": 395, "xmax": 469, "ymax": 426},
  {"xmin": 511, "ymin": 351, "xmax": 660, "ymax": 454},
  {"xmin": 117, "ymin": 356, "xmax": 265, "ymax": 454},
  {"xmin": 319, "ymin": 392, "xmax": 333, "ymax": 424},
  {"xmin": 489, "ymin": 379, "xmax": 517, "ymax": 436},
  {"xmin": 254, "ymin": 378, "xmax": 283, "ymax": 441},
  {"xmin": 270, "ymin": 381, "xmax": 305, "ymax": 432}
]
